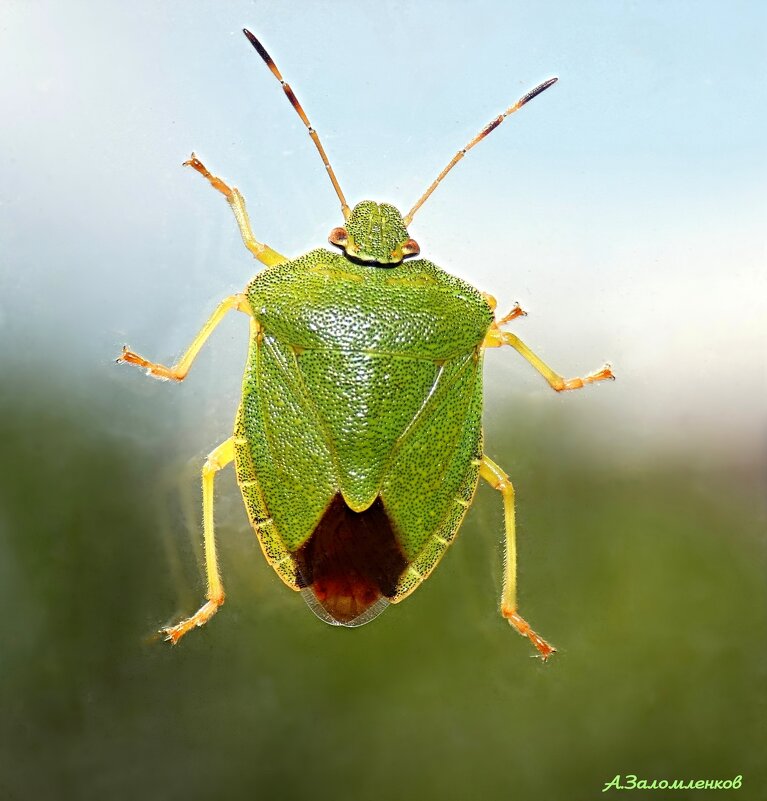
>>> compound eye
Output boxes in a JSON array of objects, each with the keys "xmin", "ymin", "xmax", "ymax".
[
  {"xmin": 401, "ymin": 238, "xmax": 420, "ymax": 257},
  {"xmin": 328, "ymin": 227, "xmax": 349, "ymax": 248}
]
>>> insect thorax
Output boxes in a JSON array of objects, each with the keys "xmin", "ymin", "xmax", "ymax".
[{"xmin": 246, "ymin": 249, "xmax": 493, "ymax": 359}]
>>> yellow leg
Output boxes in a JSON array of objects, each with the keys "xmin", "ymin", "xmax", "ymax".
[
  {"xmin": 480, "ymin": 455, "xmax": 555, "ymax": 660},
  {"xmin": 184, "ymin": 154, "xmax": 287, "ymax": 268},
  {"xmin": 117, "ymin": 293, "xmax": 251, "ymax": 381},
  {"xmin": 484, "ymin": 324, "xmax": 614, "ymax": 392},
  {"xmin": 163, "ymin": 438, "xmax": 235, "ymax": 645}
]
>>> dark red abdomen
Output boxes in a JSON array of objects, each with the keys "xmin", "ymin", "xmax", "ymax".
[{"xmin": 294, "ymin": 495, "xmax": 408, "ymax": 626}]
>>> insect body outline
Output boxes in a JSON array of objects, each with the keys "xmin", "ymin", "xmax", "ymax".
[{"xmin": 119, "ymin": 29, "xmax": 614, "ymax": 659}]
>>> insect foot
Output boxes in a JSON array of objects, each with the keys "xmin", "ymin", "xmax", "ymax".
[
  {"xmin": 162, "ymin": 598, "xmax": 225, "ymax": 645},
  {"xmin": 116, "ymin": 345, "xmax": 183, "ymax": 382},
  {"xmin": 503, "ymin": 609, "xmax": 557, "ymax": 661},
  {"xmin": 498, "ymin": 303, "xmax": 528, "ymax": 325},
  {"xmin": 586, "ymin": 363, "xmax": 616, "ymax": 385},
  {"xmin": 554, "ymin": 363, "xmax": 616, "ymax": 392}
]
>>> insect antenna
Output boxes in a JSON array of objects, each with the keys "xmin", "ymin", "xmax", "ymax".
[
  {"xmin": 243, "ymin": 28, "xmax": 351, "ymax": 220},
  {"xmin": 403, "ymin": 77, "xmax": 558, "ymax": 225}
]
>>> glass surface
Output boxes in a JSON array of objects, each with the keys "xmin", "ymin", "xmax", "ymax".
[{"xmin": 1, "ymin": 2, "xmax": 765, "ymax": 799}]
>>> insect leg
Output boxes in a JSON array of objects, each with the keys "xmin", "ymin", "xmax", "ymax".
[
  {"xmin": 118, "ymin": 293, "xmax": 251, "ymax": 381},
  {"xmin": 162, "ymin": 437, "xmax": 235, "ymax": 645},
  {"xmin": 184, "ymin": 154, "xmax": 287, "ymax": 267},
  {"xmin": 480, "ymin": 295, "xmax": 527, "ymax": 323},
  {"xmin": 484, "ymin": 327, "xmax": 614, "ymax": 392},
  {"xmin": 497, "ymin": 303, "xmax": 528, "ymax": 325},
  {"xmin": 480, "ymin": 455, "xmax": 555, "ymax": 660}
]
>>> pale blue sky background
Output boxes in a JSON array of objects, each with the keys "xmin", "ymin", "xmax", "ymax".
[{"xmin": 1, "ymin": 0, "xmax": 765, "ymax": 461}]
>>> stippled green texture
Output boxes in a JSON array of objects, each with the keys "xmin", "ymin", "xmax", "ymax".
[
  {"xmin": 343, "ymin": 201, "xmax": 410, "ymax": 263},
  {"xmin": 235, "ymin": 247, "xmax": 494, "ymax": 571}
]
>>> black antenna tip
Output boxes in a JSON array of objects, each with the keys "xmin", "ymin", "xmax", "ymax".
[
  {"xmin": 243, "ymin": 28, "xmax": 276, "ymax": 71},
  {"xmin": 242, "ymin": 28, "xmax": 260, "ymax": 49},
  {"xmin": 518, "ymin": 77, "xmax": 558, "ymax": 108},
  {"xmin": 242, "ymin": 29, "xmax": 262, "ymax": 52}
]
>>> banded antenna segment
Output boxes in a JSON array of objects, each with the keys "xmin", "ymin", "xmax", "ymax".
[
  {"xmin": 404, "ymin": 77, "xmax": 558, "ymax": 225},
  {"xmin": 243, "ymin": 28, "xmax": 350, "ymax": 219}
]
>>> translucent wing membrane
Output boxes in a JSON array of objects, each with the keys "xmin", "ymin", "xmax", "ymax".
[
  {"xmin": 294, "ymin": 494, "xmax": 408, "ymax": 627},
  {"xmin": 301, "ymin": 589, "xmax": 390, "ymax": 628}
]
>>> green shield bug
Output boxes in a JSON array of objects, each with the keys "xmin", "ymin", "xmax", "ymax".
[{"xmin": 119, "ymin": 29, "xmax": 614, "ymax": 659}]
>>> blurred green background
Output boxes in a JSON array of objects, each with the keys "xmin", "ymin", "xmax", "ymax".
[
  {"xmin": 1, "ymin": 2, "xmax": 765, "ymax": 800},
  {"xmin": 0, "ymin": 374, "xmax": 764, "ymax": 801}
]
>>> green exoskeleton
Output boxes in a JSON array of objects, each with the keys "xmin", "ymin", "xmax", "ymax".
[{"xmin": 119, "ymin": 29, "xmax": 613, "ymax": 659}]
